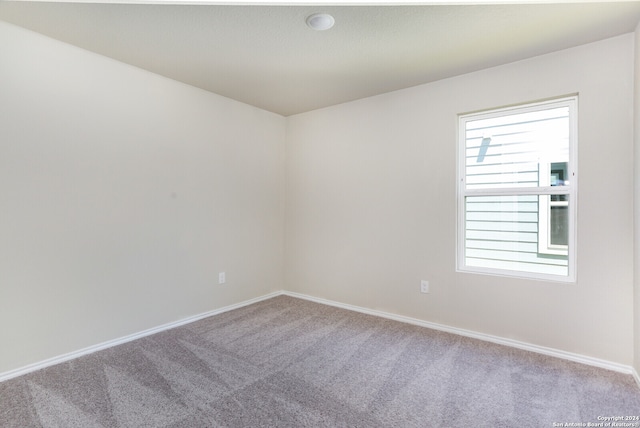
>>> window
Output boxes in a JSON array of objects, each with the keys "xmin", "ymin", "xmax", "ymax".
[{"xmin": 457, "ymin": 97, "xmax": 577, "ymax": 282}]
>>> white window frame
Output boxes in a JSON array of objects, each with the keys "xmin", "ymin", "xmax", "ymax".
[{"xmin": 457, "ymin": 96, "xmax": 578, "ymax": 282}]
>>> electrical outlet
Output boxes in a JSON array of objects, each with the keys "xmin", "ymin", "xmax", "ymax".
[
  {"xmin": 420, "ymin": 280, "xmax": 429, "ymax": 294},
  {"xmin": 219, "ymin": 272, "xmax": 226, "ymax": 284}
]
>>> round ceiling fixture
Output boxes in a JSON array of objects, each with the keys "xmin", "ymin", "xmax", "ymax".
[{"xmin": 306, "ymin": 13, "xmax": 335, "ymax": 31}]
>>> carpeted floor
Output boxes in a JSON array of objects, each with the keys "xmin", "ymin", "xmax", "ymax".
[{"xmin": 1, "ymin": 295, "xmax": 639, "ymax": 427}]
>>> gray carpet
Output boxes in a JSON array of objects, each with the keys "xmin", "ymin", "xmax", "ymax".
[{"xmin": 1, "ymin": 295, "xmax": 639, "ymax": 427}]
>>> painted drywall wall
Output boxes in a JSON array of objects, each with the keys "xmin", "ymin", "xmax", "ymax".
[
  {"xmin": 634, "ymin": 22, "xmax": 640, "ymax": 378},
  {"xmin": 0, "ymin": 21, "xmax": 285, "ymax": 374},
  {"xmin": 286, "ymin": 34, "xmax": 635, "ymax": 365}
]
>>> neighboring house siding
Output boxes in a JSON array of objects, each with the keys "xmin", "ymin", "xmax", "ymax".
[{"xmin": 465, "ymin": 194, "xmax": 568, "ymax": 276}]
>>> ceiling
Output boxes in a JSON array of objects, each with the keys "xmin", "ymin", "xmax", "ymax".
[{"xmin": 1, "ymin": 1, "xmax": 640, "ymax": 116}]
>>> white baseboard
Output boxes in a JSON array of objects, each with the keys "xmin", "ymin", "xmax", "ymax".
[
  {"xmin": 282, "ymin": 291, "xmax": 637, "ymax": 378},
  {"xmin": 0, "ymin": 291, "xmax": 281, "ymax": 383},
  {"xmin": 2, "ymin": 289, "xmax": 637, "ymax": 387},
  {"xmin": 633, "ymin": 368, "xmax": 640, "ymax": 389}
]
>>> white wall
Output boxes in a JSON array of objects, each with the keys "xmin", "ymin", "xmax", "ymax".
[
  {"xmin": 0, "ymin": 21, "xmax": 285, "ymax": 374},
  {"xmin": 286, "ymin": 34, "xmax": 635, "ymax": 365}
]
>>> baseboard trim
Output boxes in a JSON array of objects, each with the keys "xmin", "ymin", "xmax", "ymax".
[
  {"xmin": 633, "ymin": 368, "xmax": 640, "ymax": 389},
  {"xmin": 0, "ymin": 291, "xmax": 281, "ymax": 383},
  {"xmin": 282, "ymin": 291, "xmax": 636, "ymax": 377},
  {"xmin": 2, "ymin": 289, "xmax": 636, "ymax": 386}
]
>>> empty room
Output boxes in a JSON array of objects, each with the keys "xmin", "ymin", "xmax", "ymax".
[{"xmin": 1, "ymin": 1, "xmax": 640, "ymax": 426}]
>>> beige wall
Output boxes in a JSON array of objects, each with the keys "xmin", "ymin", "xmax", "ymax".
[
  {"xmin": 1, "ymin": 18, "xmax": 637, "ymax": 376},
  {"xmin": 634, "ymin": 22, "xmax": 640, "ymax": 378},
  {"xmin": 0, "ymin": 21, "xmax": 286, "ymax": 374},
  {"xmin": 286, "ymin": 34, "xmax": 635, "ymax": 365}
]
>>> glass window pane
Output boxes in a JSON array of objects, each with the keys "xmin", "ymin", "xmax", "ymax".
[
  {"xmin": 465, "ymin": 107, "xmax": 570, "ymax": 190},
  {"xmin": 550, "ymin": 205, "xmax": 568, "ymax": 246},
  {"xmin": 465, "ymin": 195, "xmax": 569, "ymax": 277},
  {"xmin": 541, "ymin": 194, "xmax": 569, "ymax": 250}
]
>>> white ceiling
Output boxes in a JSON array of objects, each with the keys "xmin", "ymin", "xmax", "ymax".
[{"xmin": 1, "ymin": 1, "xmax": 640, "ymax": 116}]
